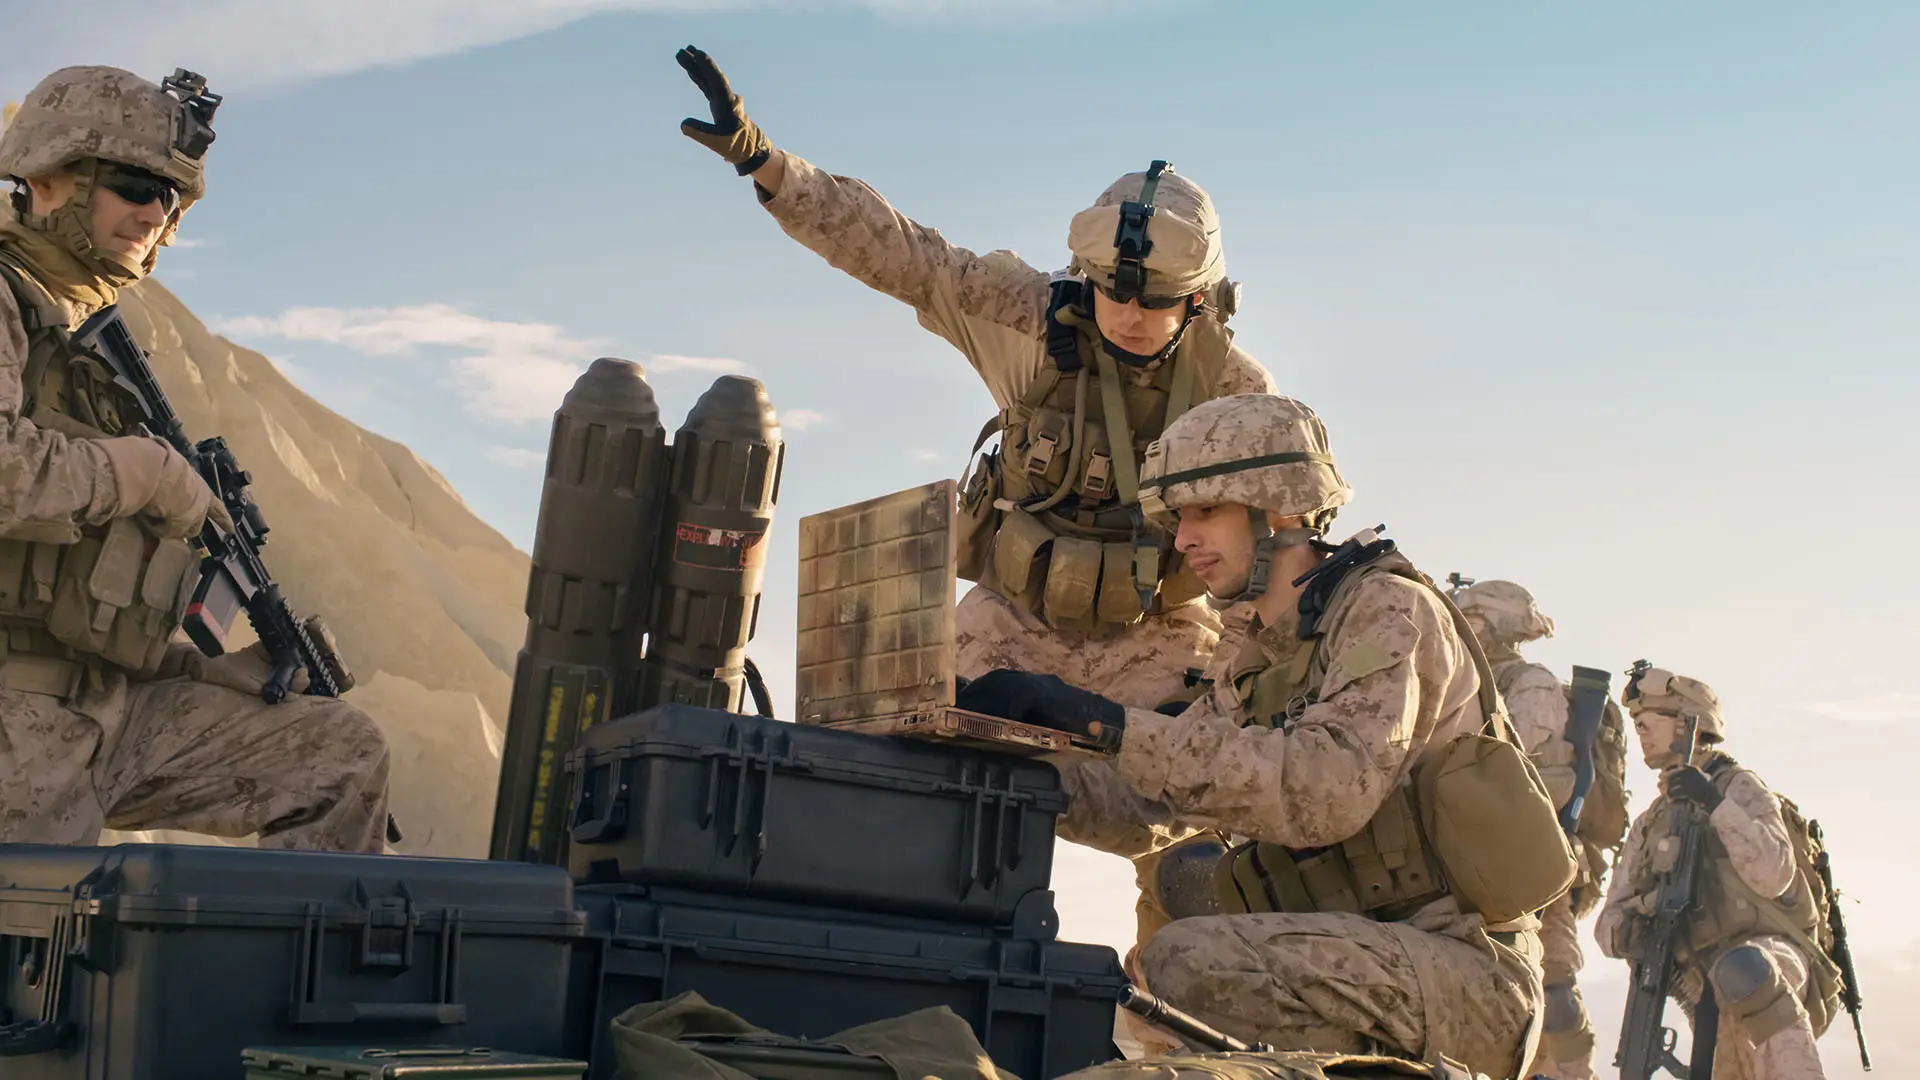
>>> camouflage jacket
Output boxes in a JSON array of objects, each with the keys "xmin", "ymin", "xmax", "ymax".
[
  {"xmin": 1057, "ymin": 570, "xmax": 1485, "ymax": 858},
  {"xmin": 0, "ymin": 253, "xmax": 121, "ymax": 541},
  {"xmin": 760, "ymin": 153, "xmax": 1278, "ymax": 408},
  {"xmin": 1595, "ymin": 752, "xmax": 1800, "ymax": 960}
]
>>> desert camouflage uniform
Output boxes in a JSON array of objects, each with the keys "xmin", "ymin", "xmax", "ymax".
[
  {"xmin": 0, "ymin": 66, "xmax": 390, "ymax": 852},
  {"xmin": 1059, "ymin": 571, "xmax": 1545, "ymax": 1080},
  {"xmin": 1598, "ymin": 756, "xmax": 1828, "ymax": 1080},
  {"xmin": 759, "ymin": 153, "xmax": 1277, "ymax": 998},
  {"xmin": 1489, "ymin": 653, "xmax": 1594, "ymax": 1080}
]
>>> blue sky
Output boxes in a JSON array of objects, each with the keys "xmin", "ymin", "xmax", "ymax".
[{"xmin": 8, "ymin": 4, "xmax": 1917, "ymax": 1067}]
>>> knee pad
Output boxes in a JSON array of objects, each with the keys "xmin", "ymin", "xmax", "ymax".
[
  {"xmin": 1542, "ymin": 982, "xmax": 1585, "ymax": 1035},
  {"xmin": 1710, "ymin": 945, "xmax": 1803, "ymax": 1045},
  {"xmin": 1153, "ymin": 838, "xmax": 1228, "ymax": 920}
]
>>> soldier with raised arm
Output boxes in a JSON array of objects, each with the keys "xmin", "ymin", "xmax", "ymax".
[
  {"xmin": 1597, "ymin": 667, "xmax": 1843, "ymax": 1080},
  {"xmin": 672, "ymin": 46, "xmax": 1278, "ymax": 1030},
  {"xmin": 954, "ymin": 394, "xmax": 1575, "ymax": 1078},
  {"xmin": 0, "ymin": 66, "xmax": 390, "ymax": 851}
]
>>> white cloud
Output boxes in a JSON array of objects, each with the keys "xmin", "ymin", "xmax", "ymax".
[
  {"xmin": 213, "ymin": 303, "xmax": 601, "ymax": 422},
  {"xmin": 910, "ymin": 448, "xmax": 942, "ymax": 462},
  {"xmin": 783, "ymin": 408, "xmax": 828, "ymax": 432},
  {"xmin": 0, "ymin": 1, "xmax": 1110, "ymax": 99},
  {"xmin": 168, "ymin": 237, "xmax": 211, "ymax": 250},
  {"xmin": 648, "ymin": 354, "xmax": 752, "ymax": 375},
  {"xmin": 485, "ymin": 445, "xmax": 548, "ymax": 469},
  {"xmin": 1801, "ymin": 694, "xmax": 1920, "ymax": 726}
]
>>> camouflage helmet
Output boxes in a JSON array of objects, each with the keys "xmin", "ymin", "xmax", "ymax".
[
  {"xmin": 1066, "ymin": 161, "xmax": 1234, "ymax": 314},
  {"xmin": 1454, "ymin": 580, "xmax": 1555, "ymax": 645},
  {"xmin": 1624, "ymin": 665, "xmax": 1724, "ymax": 742},
  {"xmin": 0, "ymin": 66, "xmax": 218, "ymax": 205},
  {"xmin": 1139, "ymin": 394, "xmax": 1350, "ymax": 530}
]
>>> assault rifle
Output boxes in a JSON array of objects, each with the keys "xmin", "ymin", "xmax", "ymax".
[
  {"xmin": 1810, "ymin": 821, "xmax": 1871, "ymax": 1070},
  {"xmin": 1120, "ymin": 985, "xmax": 1272, "ymax": 1053},
  {"xmin": 1615, "ymin": 710, "xmax": 1717, "ymax": 1080},
  {"xmin": 71, "ymin": 305, "xmax": 353, "ymax": 705}
]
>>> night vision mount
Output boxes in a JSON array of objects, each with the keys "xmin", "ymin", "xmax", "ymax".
[
  {"xmin": 161, "ymin": 68, "xmax": 221, "ymax": 160},
  {"xmin": 1109, "ymin": 159, "xmax": 1169, "ymax": 303}
]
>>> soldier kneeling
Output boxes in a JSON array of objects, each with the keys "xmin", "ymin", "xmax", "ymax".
[
  {"xmin": 959, "ymin": 393, "xmax": 1574, "ymax": 1079},
  {"xmin": 0, "ymin": 66, "xmax": 390, "ymax": 852}
]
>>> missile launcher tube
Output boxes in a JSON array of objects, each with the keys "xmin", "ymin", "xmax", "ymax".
[
  {"xmin": 636, "ymin": 375, "xmax": 784, "ymax": 713},
  {"xmin": 489, "ymin": 358, "xmax": 670, "ymax": 866}
]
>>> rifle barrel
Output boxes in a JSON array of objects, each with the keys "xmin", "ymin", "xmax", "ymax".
[{"xmin": 1118, "ymin": 985, "xmax": 1268, "ymax": 1054}]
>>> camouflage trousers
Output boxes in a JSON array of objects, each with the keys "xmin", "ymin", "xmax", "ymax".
[
  {"xmin": 1140, "ymin": 908, "xmax": 1544, "ymax": 1080},
  {"xmin": 956, "ymin": 584, "xmax": 1223, "ymax": 1056},
  {"xmin": 1691, "ymin": 935, "xmax": 1827, "ymax": 1080},
  {"xmin": 1526, "ymin": 892, "xmax": 1596, "ymax": 1080},
  {"xmin": 0, "ymin": 663, "xmax": 390, "ymax": 852}
]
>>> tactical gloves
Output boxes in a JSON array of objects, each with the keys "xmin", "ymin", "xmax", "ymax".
[
  {"xmin": 1663, "ymin": 765, "xmax": 1724, "ymax": 810},
  {"xmin": 955, "ymin": 669, "xmax": 1127, "ymax": 752},
  {"xmin": 676, "ymin": 46, "xmax": 772, "ymax": 176},
  {"xmin": 155, "ymin": 640, "xmax": 311, "ymax": 697},
  {"xmin": 100, "ymin": 434, "xmax": 232, "ymax": 539}
]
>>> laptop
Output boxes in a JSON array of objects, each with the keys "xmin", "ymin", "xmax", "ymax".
[{"xmin": 793, "ymin": 479, "xmax": 1106, "ymax": 757}]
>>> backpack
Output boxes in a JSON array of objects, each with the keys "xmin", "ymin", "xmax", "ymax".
[{"xmin": 1573, "ymin": 694, "xmax": 1631, "ymax": 853}]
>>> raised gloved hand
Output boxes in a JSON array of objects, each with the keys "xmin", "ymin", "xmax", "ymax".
[
  {"xmin": 676, "ymin": 46, "xmax": 772, "ymax": 175},
  {"xmin": 955, "ymin": 669, "xmax": 1126, "ymax": 752},
  {"xmin": 1663, "ymin": 765, "xmax": 1724, "ymax": 810},
  {"xmin": 99, "ymin": 435, "xmax": 233, "ymax": 539}
]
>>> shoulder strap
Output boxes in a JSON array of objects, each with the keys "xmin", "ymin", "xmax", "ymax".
[
  {"xmin": 1091, "ymin": 343, "xmax": 1144, "ymax": 506},
  {"xmin": 1043, "ymin": 278, "xmax": 1087, "ymax": 374}
]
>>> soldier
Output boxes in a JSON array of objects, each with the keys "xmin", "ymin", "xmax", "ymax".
[
  {"xmin": 672, "ymin": 45, "xmax": 1278, "ymax": 1026},
  {"xmin": 1597, "ymin": 668, "xmax": 1841, "ymax": 1080},
  {"xmin": 0, "ymin": 66, "xmax": 390, "ymax": 851},
  {"xmin": 1453, "ymin": 581, "xmax": 1624, "ymax": 1080},
  {"xmin": 956, "ymin": 394, "xmax": 1569, "ymax": 1079}
]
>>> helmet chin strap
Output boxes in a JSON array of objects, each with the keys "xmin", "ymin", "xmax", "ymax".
[
  {"xmin": 1098, "ymin": 299, "xmax": 1199, "ymax": 368},
  {"xmin": 1220, "ymin": 506, "xmax": 1319, "ymax": 604},
  {"xmin": 22, "ymin": 161, "xmax": 149, "ymax": 286}
]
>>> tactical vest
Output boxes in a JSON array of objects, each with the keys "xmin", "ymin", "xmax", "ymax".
[
  {"xmin": 1627, "ymin": 755, "xmax": 1843, "ymax": 1032},
  {"xmin": 0, "ymin": 249, "xmax": 199, "ymax": 695},
  {"xmin": 954, "ymin": 283, "xmax": 1231, "ymax": 631},
  {"xmin": 1213, "ymin": 552, "xmax": 1577, "ymax": 926}
]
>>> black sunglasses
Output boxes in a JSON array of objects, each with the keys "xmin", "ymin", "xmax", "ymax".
[
  {"xmin": 1091, "ymin": 281, "xmax": 1191, "ymax": 311},
  {"xmin": 98, "ymin": 167, "xmax": 181, "ymax": 216}
]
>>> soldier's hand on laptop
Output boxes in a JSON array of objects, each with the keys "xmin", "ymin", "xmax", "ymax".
[{"xmin": 955, "ymin": 670, "xmax": 1126, "ymax": 752}]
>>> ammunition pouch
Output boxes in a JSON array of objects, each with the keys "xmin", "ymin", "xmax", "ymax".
[
  {"xmin": 1213, "ymin": 786, "xmax": 1448, "ymax": 920},
  {"xmin": 26, "ymin": 519, "xmax": 198, "ymax": 679},
  {"xmin": 1042, "ymin": 535, "xmax": 1102, "ymax": 627},
  {"xmin": 1413, "ymin": 716, "xmax": 1577, "ymax": 924},
  {"xmin": 954, "ymin": 432, "xmax": 1000, "ymax": 583}
]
